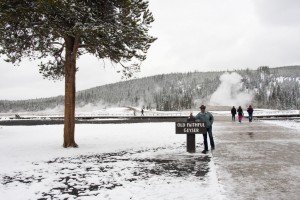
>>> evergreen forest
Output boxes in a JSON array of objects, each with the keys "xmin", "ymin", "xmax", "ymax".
[{"xmin": 0, "ymin": 66, "xmax": 300, "ymax": 112}]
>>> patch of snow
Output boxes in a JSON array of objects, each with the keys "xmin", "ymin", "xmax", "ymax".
[
  {"xmin": 0, "ymin": 123, "xmax": 224, "ymax": 200},
  {"xmin": 276, "ymin": 76, "xmax": 284, "ymax": 83},
  {"xmin": 261, "ymin": 120, "xmax": 300, "ymax": 131}
]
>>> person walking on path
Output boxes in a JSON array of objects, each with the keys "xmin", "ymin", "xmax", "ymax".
[
  {"xmin": 247, "ymin": 105, "xmax": 254, "ymax": 122},
  {"xmin": 231, "ymin": 106, "xmax": 237, "ymax": 121},
  {"xmin": 191, "ymin": 105, "xmax": 215, "ymax": 154},
  {"xmin": 237, "ymin": 106, "xmax": 244, "ymax": 123},
  {"xmin": 141, "ymin": 108, "xmax": 144, "ymax": 116}
]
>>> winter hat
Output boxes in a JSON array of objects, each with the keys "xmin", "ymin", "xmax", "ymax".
[{"xmin": 200, "ymin": 105, "xmax": 206, "ymax": 109}]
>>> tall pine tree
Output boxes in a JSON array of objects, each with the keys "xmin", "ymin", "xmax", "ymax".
[{"xmin": 0, "ymin": 0, "xmax": 156, "ymax": 147}]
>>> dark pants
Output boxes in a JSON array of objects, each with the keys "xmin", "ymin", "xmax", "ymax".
[
  {"xmin": 203, "ymin": 127, "xmax": 215, "ymax": 151},
  {"xmin": 248, "ymin": 113, "xmax": 253, "ymax": 122},
  {"xmin": 232, "ymin": 114, "xmax": 236, "ymax": 121}
]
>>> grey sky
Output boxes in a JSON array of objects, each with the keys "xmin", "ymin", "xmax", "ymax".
[{"xmin": 1, "ymin": 0, "xmax": 300, "ymax": 100}]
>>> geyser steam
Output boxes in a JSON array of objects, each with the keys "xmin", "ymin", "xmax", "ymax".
[{"xmin": 209, "ymin": 72, "xmax": 253, "ymax": 107}]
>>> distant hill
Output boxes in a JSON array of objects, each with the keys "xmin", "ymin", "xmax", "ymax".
[{"xmin": 0, "ymin": 66, "xmax": 300, "ymax": 112}]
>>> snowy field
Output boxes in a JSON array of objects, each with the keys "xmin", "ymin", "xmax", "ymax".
[
  {"xmin": 1, "ymin": 107, "xmax": 300, "ymax": 200},
  {"xmin": 0, "ymin": 123, "xmax": 223, "ymax": 200},
  {"xmin": 1, "ymin": 106, "xmax": 299, "ymax": 120}
]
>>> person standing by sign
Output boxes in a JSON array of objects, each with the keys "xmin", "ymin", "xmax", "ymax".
[
  {"xmin": 237, "ymin": 106, "xmax": 244, "ymax": 123},
  {"xmin": 191, "ymin": 105, "xmax": 215, "ymax": 154},
  {"xmin": 247, "ymin": 105, "xmax": 253, "ymax": 122},
  {"xmin": 231, "ymin": 106, "xmax": 237, "ymax": 121}
]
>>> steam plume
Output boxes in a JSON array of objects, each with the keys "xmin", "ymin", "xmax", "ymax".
[{"xmin": 209, "ymin": 72, "xmax": 253, "ymax": 107}]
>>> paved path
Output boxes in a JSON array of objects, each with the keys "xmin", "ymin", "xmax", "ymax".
[{"xmin": 211, "ymin": 118, "xmax": 300, "ymax": 200}]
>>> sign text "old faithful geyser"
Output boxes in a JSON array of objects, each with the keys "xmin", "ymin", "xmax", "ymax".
[{"xmin": 175, "ymin": 122, "xmax": 207, "ymax": 134}]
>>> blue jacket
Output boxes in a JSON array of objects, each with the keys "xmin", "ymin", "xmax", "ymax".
[{"xmin": 195, "ymin": 112, "xmax": 214, "ymax": 128}]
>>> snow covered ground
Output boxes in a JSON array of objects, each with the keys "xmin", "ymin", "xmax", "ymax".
[
  {"xmin": 1, "ymin": 106, "xmax": 299, "ymax": 119},
  {"xmin": 1, "ymin": 107, "xmax": 300, "ymax": 200},
  {"xmin": 0, "ymin": 123, "xmax": 223, "ymax": 200},
  {"xmin": 261, "ymin": 119, "xmax": 300, "ymax": 130}
]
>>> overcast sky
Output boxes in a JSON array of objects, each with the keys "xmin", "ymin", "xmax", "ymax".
[{"xmin": 1, "ymin": 0, "xmax": 300, "ymax": 100}]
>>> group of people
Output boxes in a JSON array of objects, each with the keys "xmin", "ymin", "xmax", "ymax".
[
  {"xmin": 189, "ymin": 104, "xmax": 254, "ymax": 154},
  {"xmin": 231, "ymin": 105, "xmax": 254, "ymax": 123}
]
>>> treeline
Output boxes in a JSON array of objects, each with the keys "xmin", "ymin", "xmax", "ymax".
[
  {"xmin": 0, "ymin": 96, "xmax": 64, "ymax": 113},
  {"xmin": 0, "ymin": 66, "xmax": 300, "ymax": 112},
  {"xmin": 244, "ymin": 66, "xmax": 300, "ymax": 109},
  {"xmin": 75, "ymin": 71, "xmax": 222, "ymax": 111}
]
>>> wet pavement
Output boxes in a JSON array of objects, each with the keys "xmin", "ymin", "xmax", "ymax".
[{"xmin": 212, "ymin": 117, "xmax": 300, "ymax": 200}]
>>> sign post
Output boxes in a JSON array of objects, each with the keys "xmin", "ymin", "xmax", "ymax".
[
  {"xmin": 186, "ymin": 134, "xmax": 196, "ymax": 153},
  {"xmin": 176, "ymin": 121, "xmax": 207, "ymax": 153}
]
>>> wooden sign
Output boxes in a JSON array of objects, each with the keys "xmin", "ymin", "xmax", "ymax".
[{"xmin": 175, "ymin": 122, "xmax": 207, "ymax": 134}]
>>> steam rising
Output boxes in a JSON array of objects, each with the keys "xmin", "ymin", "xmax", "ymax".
[{"xmin": 209, "ymin": 72, "xmax": 253, "ymax": 107}]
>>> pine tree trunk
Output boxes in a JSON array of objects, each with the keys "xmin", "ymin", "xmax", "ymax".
[{"xmin": 63, "ymin": 36, "xmax": 79, "ymax": 148}]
